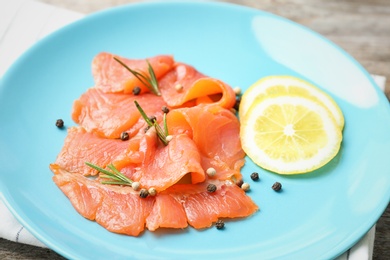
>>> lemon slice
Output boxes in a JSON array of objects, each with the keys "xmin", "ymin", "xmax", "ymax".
[
  {"xmin": 239, "ymin": 76, "xmax": 344, "ymax": 130},
  {"xmin": 240, "ymin": 95, "xmax": 342, "ymax": 174}
]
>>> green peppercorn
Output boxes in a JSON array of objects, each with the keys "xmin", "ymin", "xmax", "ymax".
[
  {"xmin": 120, "ymin": 132, "xmax": 129, "ymax": 141},
  {"xmin": 250, "ymin": 172, "xmax": 259, "ymax": 181},
  {"xmin": 132, "ymin": 86, "xmax": 141, "ymax": 95},
  {"xmin": 162, "ymin": 106, "xmax": 170, "ymax": 113},
  {"xmin": 207, "ymin": 184, "xmax": 217, "ymax": 193},
  {"xmin": 139, "ymin": 189, "xmax": 149, "ymax": 198},
  {"xmin": 215, "ymin": 219, "xmax": 225, "ymax": 229},
  {"xmin": 55, "ymin": 119, "xmax": 64, "ymax": 128},
  {"xmin": 272, "ymin": 182, "xmax": 282, "ymax": 191}
]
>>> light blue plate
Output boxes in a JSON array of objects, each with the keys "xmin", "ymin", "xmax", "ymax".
[{"xmin": 0, "ymin": 1, "xmax": 389, "ymax": 259}]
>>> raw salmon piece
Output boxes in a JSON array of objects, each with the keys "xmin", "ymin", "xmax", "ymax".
[
  {"xmin": 50, "ymin": 164, "xmax": 103, "ymax": 220},
  {"xmin": 159, "ymin": 63, "xmax": 236, "ymax": 109},
  {"xmin": 92, "ymin": 52, "xmax": 174, "ymax": 93},
  {"xmin": 167, "ymin": 105, "xmax": 245, "ymax": 181},
  {"xmin": 165, "ymin": 182, "xmax": 258, "ymax": 229},
  {"xmin": 113, "ymin": 129, "xmax": 205, "ymax": 192},
  {"xmin": 72, "ymin": 88, "xmax": 167, "ymax": 139},
  {"xmin": 54, "ymin": 127, "xmax": 129, "ymax": 176},
  {"xmin": 145, "ymin": 193, "xmax": 188, "ymax": 231},
  {"xmin": 51, "ymin": 165, "xmax": 155, "ymax": 236}
]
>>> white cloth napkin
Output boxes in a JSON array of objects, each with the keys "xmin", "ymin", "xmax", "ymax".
[{"xmin": 0, "ymin": 0, "xmax": 384, "ymax": 258}]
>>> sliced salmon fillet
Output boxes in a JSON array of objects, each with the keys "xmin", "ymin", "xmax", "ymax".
[
  {"xmin": 72, "ymin": 88, "xmax": 167, "ymax": 139},
  {"xmin": 51, "ymin": 165, "xmax": 154, "ymax": 236},
  {"xmin": 182, "ymin": 183, "xmax": 258, "ymax": 229},
  {"xmin": 92, "ymin": 52, "xmax": 174, "ymax": 93},
  {"xmin": 51, "ymin": 53, "xmax": 258, "ymax": 236},
  {"xmin": 145, "ymin": 193, "xmax": 188, "ymax": 231},
  {"xmin": 167, "ymin": 104, "xmax": 245, "ymax": 181},
  {"xmin": 154, "ymin": 182, "xmax": 258, "ymax": 229},
  {"xmin": 54, "ymin": 127, "xmax": 129, "ymax": 176},
  {"xmin": 159, "ymin": 63, "xmax": 236, "ymax": 109},
  {"xmin": 113, "ymin": 129, "xmax": 205, "ymax": 192},
  {"xmin": 52, "ymin": 165, "xmax": 257, "ymax": 235}
]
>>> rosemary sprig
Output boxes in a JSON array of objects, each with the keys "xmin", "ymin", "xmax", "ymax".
[
  {"xmin": 134, "ymin": 100, "xmax": 169, "ymax": 145},
  {"xmin": 113, "ymin": 57, "xmax": 161, "ymax": 96},
  {"xmin": 85, "ymin": 162, "xmax": 133, "ymax": 186}
]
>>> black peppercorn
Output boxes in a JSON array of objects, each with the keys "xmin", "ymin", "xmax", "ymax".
[
  {"xmin": 55, "ymin": 119, "xmax": 64, "ymax": 128},
  {"xmin": 233, "ymin": 95, "xmax": 241, "ymax": 111},
  {"xmin": 215, "ymin": 219, "xmax": 225, "ymax": 229},
  {"xmin": 236, "ymin": 179, "xmax": 243, "ymax": 188},
  {"xmin": 148, "ymin": 115, "xmax": 157, "ymax": 123},
  {"xmin": 162, "ymin": 106, "xmax": 170, "ymax": 113},
  {"xmin": 250, "ymin": 172, "xmax": 259, "ymax": 181},
  {"xmin": 132, "ymin": 86, "xmax": 141, "ymax": 95},
  {"xmin": 207, "ymin": 184, "xmax": 217, "ymax": 193},
  {"xmin": 120, "ymin": 132, "xmax": 129, "ymax": 141},
  {"xmin": 272, "ymin": 182, "xmax": 282, "ymax": 191},
  {"xmin": 139, "ymin": 189, "xmax": 149, "ymax": 198}
]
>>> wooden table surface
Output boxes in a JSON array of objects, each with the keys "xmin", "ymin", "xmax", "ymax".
[{"xmin": 1, "ymin": 0, "xmax": 389, "ymax": 259}]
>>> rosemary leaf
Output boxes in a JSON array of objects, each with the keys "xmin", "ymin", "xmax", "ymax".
[
  {"xmin": 85, "ymin": 162, "xmax": 114, "ymax": 176},
  {"xmin": 154, "ymin": 122, "xmax": 168, "ymax": 146},
  {"xmin": 85, "ymin": 162, "xmax": 133, "ymax": 186},
  {"xmin": 107, "ymin": 164, "xmax": 133, "ymax": 184},
  {"xmin": 135, "ymin": 100, "xmax": 169, "ymax": 145},
  {"xmin": 101, "ymin": 181, "xmax": 133, "ymax": 186},
  {"xmin": 163, "ymin": 113, "xmax": 168, "ymax": 136},
  {"xmin": 146, "ymin": 59, "xmax": 161, "ymax": 96},
  {"xmin": 134, "ymin": 100, "xmax": 154, "ymax": 126},
  {"xmin": 113, "ymin": 57, "xmax": 161, "ymax": 96}
]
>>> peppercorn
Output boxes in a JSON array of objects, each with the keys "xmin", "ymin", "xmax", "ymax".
[
  {"xmin": 175, "ymin": 83, "xmax": 183, "ymax": 92},
  {"xmin": 139, "ymin": 188, "xmax": 149, "ymax": 198},
  {"xmin": 215, "ymin": 219, "xmax": 225, "ymax": 229},
  {"xmin": 272, "ymin": 182, "xmax": 282, "ymax": 191},
  {"xmin": 120, "ymin": 132, "xmax": 129, "ymax": 141},
  {"xmin": 241, "ymin": 182, "xmax": 250, "ymax": 191},
  {"xmin": 236, "ymin": 179, "xmax": 243, "ymax": 188},
  {"xmin": 132, "ymin": 86, "xmax": 141, "ymax": 95},
  {"xmin": 162, "ymin": 106, "xmax": 170, "ymax": 113},
  {"xmin": 250, "ymin": 172, "xmax": 259, "ymax": 181},
  {"xmin": 207, "ymin": 184, "xmax": 217, "ymax": 193},
  {"xmin": 148, "ymin": 187, "xmax": 157, "ymax": 196},
  {"xmin": 144, "ymin": 125, "xmax": 151, "ymax": 133},
  {"xmin": 55, "ymin": 119, "xmax": 64, "ymax": 128},
  {"xmin": 206, "ymin": 167, "xmax": 216, "ymax": 177},
  {"xmin": 131, "ymin": 182, "xmax": 140, "ymax": 191},
  {"xmin": 148, "ymin": 115, "xmax": 157, "ymax": 122},
  {"xmin": 233, "ymin": 87, "xmax": 241, "ymax": 95},
  {"xmin": 233, "ymin": 95, "xmax": 241, "ymax": 111}
]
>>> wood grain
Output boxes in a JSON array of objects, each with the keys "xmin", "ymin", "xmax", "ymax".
[{"xmin": 1, "ymin": 0, "xmax": 388, "ymax": 259}]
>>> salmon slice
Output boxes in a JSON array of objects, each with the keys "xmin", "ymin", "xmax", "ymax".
[
  {"xmin": 92, "ymin": 52, "xmax": 174, "ymax": 93},
  {"xmin": 51, "ymin": 165, "xmax": 154, "ymax": 236},
  {"xmin": 159, "ymin": 63, "xmax": 236, "ymax": 109},
  {"xmin": 145, "ymin": 193, "xmax": 188, "ymax": 231},
  {"xmin": 72, "ymin": 88, "xmax": 167, "ymax": 139},
  {"xmin": 162, "ymin": 182, "xmax": 258, "ymax": 229},
  {"xmin": 167, "ymin": 105, "xmax": 245, "ymax": 181},
  {"xmin": 113, "ymin": 129, "xmax": 205, "ymax": 192},
  {"xmin": 54, "ymin": 127, "xmax": 129, "ymax": 176},
  {"xmin": 51, "ymin": 165, "xmax": 257, "ymax": 235}
]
